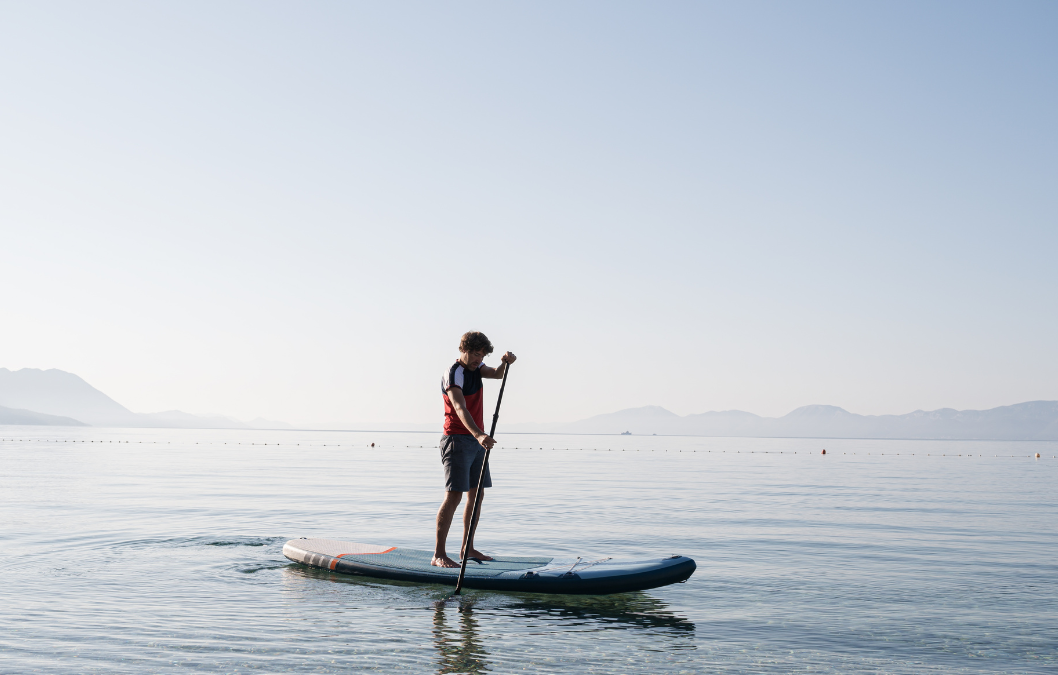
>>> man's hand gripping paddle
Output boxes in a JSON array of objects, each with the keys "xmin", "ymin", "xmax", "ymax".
[{"xmin": 452, "ymin": 361, "xmax": 511, "ymax": 596}]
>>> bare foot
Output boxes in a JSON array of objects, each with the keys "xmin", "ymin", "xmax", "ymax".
[
  {"xmin": 461, "ymin": 548, "xmax": 494, "ymax": 562},
  {"xmin": 431, "ymin": 555, "xmax": 459, "ymax": 568}
]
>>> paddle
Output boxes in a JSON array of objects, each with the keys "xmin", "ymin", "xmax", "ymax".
[{"xmin": 453, "ymin": 360, "xmax": 512, "ymax": 595}]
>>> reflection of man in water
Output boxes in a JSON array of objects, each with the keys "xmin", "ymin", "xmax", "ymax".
[
  {"xmin": 433, "ymin": 601, "xmax": 488, "ymax": 674},
  {"xmin": 432, "ymin": 330, "xmax": 516, "ymax": 568}
]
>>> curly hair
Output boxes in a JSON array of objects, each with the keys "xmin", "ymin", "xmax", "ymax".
[{"xmin": 459, "ymin": 331, "xmax": 494, "ymax": 355}]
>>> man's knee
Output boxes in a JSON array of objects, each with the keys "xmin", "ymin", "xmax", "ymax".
[
  {"xmin": 442, "ymin": 490, "xmax": 464, "ymax": 507},
  {"xmin": 465, "ymin": 489, "xmax": 483, "ymax": 506}
]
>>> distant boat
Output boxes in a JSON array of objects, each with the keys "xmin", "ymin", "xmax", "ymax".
[{"xmin": 621, "ymin": 431, "xmax": 631, "ymax": 435}]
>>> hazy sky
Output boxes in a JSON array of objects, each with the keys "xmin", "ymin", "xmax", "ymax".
[{"xmin": 1, "ymin": 2, "xmax": 1056, "ymax": 427}]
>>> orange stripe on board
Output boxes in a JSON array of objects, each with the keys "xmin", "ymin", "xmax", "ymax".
[{"xmin": 335, "ymin": 547, "xmax": 396, "ymax": 559}]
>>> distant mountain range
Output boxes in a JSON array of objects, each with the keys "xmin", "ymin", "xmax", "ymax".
[
  {"xmin": 0, "ymin": 368, "xmax": 291, "ymax": 429},
  {"xmin": 0, "ymin": 405, "xmax": 88, "ymax": 426},
  {"xmin": 4, "ymin": 366, "xmax": 1056, "ymax": 439},
  {"xmin": 506, "ymin": 402, "xmax": 1058, "ymax": 440}
]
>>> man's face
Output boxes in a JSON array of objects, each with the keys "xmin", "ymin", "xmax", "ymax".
[{"xmin": 461, "ymin": 349, "xmax": 487, "ymax": 369}]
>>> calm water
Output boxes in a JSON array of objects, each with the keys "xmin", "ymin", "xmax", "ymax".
[{"xmin": 1, "ymin": 428, "xmax": 1056, "ymax": 674}]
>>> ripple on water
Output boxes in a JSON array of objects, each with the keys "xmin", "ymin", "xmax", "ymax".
[{"xmin": 0, "ymin": 430, "xmax": 1056, "ymax": 673}]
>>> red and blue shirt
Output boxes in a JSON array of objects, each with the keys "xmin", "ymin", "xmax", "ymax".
[{"xmin": 441, "ymin": 362, "xmax": 484, "ymax": 435}]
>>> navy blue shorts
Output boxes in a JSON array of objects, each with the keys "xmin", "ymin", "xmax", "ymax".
[{"xmin": 440, "ymin": 434, "xmax": 492, "ymax": 492}]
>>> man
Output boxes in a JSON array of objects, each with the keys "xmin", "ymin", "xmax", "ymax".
[{"xmin": 432, "ymin": 331, "xmax": 516, "ymax": 568}]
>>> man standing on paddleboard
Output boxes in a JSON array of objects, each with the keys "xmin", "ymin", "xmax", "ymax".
[{"xmin": 432, "ymin": 331, "xmax": 516, "ymax": 568}]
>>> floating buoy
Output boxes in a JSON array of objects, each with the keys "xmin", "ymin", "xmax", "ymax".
[{"xmin": 821, "ymin": 449, "xmax": 826, "ymax": 455}]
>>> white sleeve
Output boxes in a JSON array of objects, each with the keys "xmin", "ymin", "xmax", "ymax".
[{"xmin": 442, "ymin": 366, "xmax": 465, "ymax": 390}]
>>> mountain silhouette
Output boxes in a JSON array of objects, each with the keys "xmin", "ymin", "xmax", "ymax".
[
  {"xmin": 0, "ymin": 368, "xmax": 288, "ymax": 429},
  {"xmin": 0, "ymin": 404, "xmax": 88, "ymax": 426},
  {"xmin": 510, "ymin": 401, "xmax": 1058, "ymax": 440},
  {"xmin": 0, "ymin": 368, "xmax": 136, "ymax": 426}
]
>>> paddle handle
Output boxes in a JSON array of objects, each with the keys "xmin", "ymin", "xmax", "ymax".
[
  {"xmin": 454, "ymin": 360, "xmax": 511, "ymax": 595},
  {"xmin": 488, "ymin": 360, "xmax": 510, "ymax": 438}
]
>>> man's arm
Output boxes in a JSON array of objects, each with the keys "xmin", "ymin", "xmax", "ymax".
[
  {"xmin": 480, "ymin": 351, "xmax": 516, "ymax": 379},
  {"xmin": 446, "ymin": 386, "xmax": 495, "ymax": 449}
]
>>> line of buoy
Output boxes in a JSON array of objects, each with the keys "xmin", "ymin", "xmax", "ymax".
[{"xmin": 2, "ymin": 438, "xmax": 1055, "ymax": 460}]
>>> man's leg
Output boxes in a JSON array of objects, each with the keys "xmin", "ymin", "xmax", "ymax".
[
  {"xmin": 460, "ymin": 489, "xmax": 493, "ymax": 561},
  {"xmin": 432, "ymin": 490, "xmax": 464, "ymax": 568}
]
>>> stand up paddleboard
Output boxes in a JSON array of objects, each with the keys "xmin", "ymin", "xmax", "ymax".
[{"xmin": 283, "ymin": 538, "xmax": 696, "ymax": 594}]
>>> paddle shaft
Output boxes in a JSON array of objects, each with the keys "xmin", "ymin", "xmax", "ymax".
[{"xmin": 454, "ymin": 361, "xmax": 511, "ymax": 594}]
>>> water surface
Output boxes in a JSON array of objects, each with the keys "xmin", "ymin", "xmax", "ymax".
[{"xmin": 1, "ymin": 428, "xmax": 1055, "ymax": 673}]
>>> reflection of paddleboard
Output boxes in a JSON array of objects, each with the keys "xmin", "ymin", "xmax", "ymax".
[{"xmin": 283, "ymin": 538, "xmax": 696, "ymax": 595}]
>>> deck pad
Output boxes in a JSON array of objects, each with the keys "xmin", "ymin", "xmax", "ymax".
[{"xmin": 337, "ymin": 547, "xmax": 552, "ymax": 577}]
